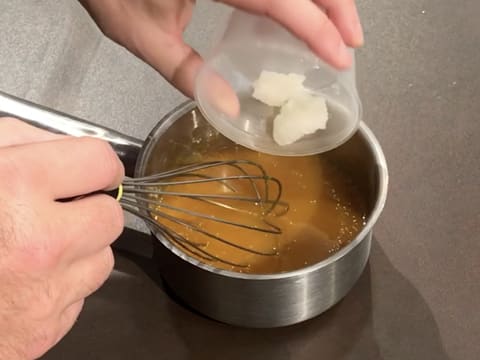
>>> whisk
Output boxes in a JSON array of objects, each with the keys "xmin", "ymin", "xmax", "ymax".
[{"xmin": 115, "ymin": 160, "xmax": 288, "ymax": 267}]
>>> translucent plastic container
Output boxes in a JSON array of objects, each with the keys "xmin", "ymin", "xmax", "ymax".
[{"xmin": 194, "ymin": 9, "xmax": 362, "ymax": 156}]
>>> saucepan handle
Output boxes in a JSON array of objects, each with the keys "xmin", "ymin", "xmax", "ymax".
[{"xmin": 0, "ymin": 91, "xmax": 143, "ymax": 177}]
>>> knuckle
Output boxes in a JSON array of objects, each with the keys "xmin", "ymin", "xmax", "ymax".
[
  {"xmin": 82, "ymin": 278, "xmax": 99, "ymax": 299},
  {"xmin": 81, "ymin": 137, "xmax": 124, "ymax": 187},
  {"xmin": 97, "ymin": 195, "xmax": 125, "ymax": 238},
  {"xmin": 87, "ymin": 248, "xmax": 115, "ymax": 294},
  {"xmin": 60, "ymin": 300, "xmax": 84, "ymax": 332},
  {"xmin": 101, "ymin": 247, "xmax": 115, "ymax": 275},
  {"xmin": 97, "ymin": 249, "xmax": 115, "ymax": 287}
]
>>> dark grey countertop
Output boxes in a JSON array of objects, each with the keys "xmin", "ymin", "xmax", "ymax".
[{"xmin": 1, "ymin": 0, "xmax": 479, "ymax": 359}]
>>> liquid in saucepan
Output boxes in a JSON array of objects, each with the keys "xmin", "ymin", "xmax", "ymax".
[{"xmin": 150, "ymin": 145, "xmax": 367, "ymax": 274}]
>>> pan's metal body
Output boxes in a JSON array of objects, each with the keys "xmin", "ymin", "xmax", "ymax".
[{"xmin": 0, "ymin": 91, "xmax": 388, "ymax": 328}]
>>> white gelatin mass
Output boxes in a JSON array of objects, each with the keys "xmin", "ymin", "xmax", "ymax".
[
  {"xmin": 252, "ymin": 71, "xmax": 306, "ymax": 107},
  {"xmin": 273, "ymin": 92, "xmax": 329, "ymax": 146},
  {"xmin": 252, "ymin": 70, "xmax": 329, "ymax": 146}
]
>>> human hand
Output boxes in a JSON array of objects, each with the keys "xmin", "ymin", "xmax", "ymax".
[
  {"xmin": 79, "ymin": 0, "xmax": 363, "ymax": 98},
  {"xmin": 0, "ymin": 118, "xmax": 124, "ymax": 359}
]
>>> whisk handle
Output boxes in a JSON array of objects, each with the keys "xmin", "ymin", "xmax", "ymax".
[{"xmin": 0, "ymin": 91, "xmax": 143, "ymax": 177}]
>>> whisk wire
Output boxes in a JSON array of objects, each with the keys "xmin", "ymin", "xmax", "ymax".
[
  {"xmin": 124, "ymin": 159, "xmax": 271, "ymax": 206},
  {"xmin": 121, "ymin": 194, "xmax": 281, "ymax": 234},
  {"xmin": 123, "ymin": 174, "xmax": 283, "ymax": 216},
  {"xmin": 121, "ymin": 197, "xmax": 278, "ymax": 256},
  {"xmin": 121, "ymin": 205, "xmax": 249, "ymax": 268},
  {"xmin": 119, "ymin": 160, "xmax": 288, "ymax": 267}
]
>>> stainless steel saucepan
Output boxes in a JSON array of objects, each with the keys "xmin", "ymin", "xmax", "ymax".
[{"xmin": 0, "ymin": 91, "xmax": 388, "ymax": 328}]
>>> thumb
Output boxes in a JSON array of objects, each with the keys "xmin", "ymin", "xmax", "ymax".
[
  {"xmin": 138, "ymin": 36, "xmax": 239, "ymax": 118},
  {"xmin": 134, "ymin": 32, "xmax": 202, "ymax": 98},
  {"xmin": 160, "ymin": 42, "xmax": 204, "ymax": 99}
]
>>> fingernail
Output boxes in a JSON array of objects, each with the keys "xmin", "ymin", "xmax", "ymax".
[
  {"xmin": 337, "ymin": 41, "xmax": 352, "ymax": 68},
  {"xmin": 204, "ymin": 71, "xmax": 240, "ymax": 119},
  {"xmin": 354, "ymin": 20, "xmax": 365, "ymax": 46}
]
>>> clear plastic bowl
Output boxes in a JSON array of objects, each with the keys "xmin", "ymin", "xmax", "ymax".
[{"xmin": 194, "ymin": 9, "xmax": 362, "ymax": 156}]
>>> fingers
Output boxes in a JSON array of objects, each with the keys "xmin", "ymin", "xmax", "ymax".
[
  {"xmin": 219, "ymin": 0, "xmax": 356, "ymax": 69},
  {"xmin": 2, "ymin": 136, "xmax": 124, "ymax": 200},
  {"xmin": 139, "ymin": 0, "xmax": 359, "ymax": 97},
  {"xmin": 0, "ymin": 117, "xmax": 64, "ymax": 147},
  {"xmin": 315, "ymin": 0, "xmax": 364, "ymax": 47},
  {"xmin": 51, "ymin": 194, "xmax": 124, "ymax": 262},
  {"xmin": 64, "ymin": 247, "xmax": 115, "ymax": 305}
]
